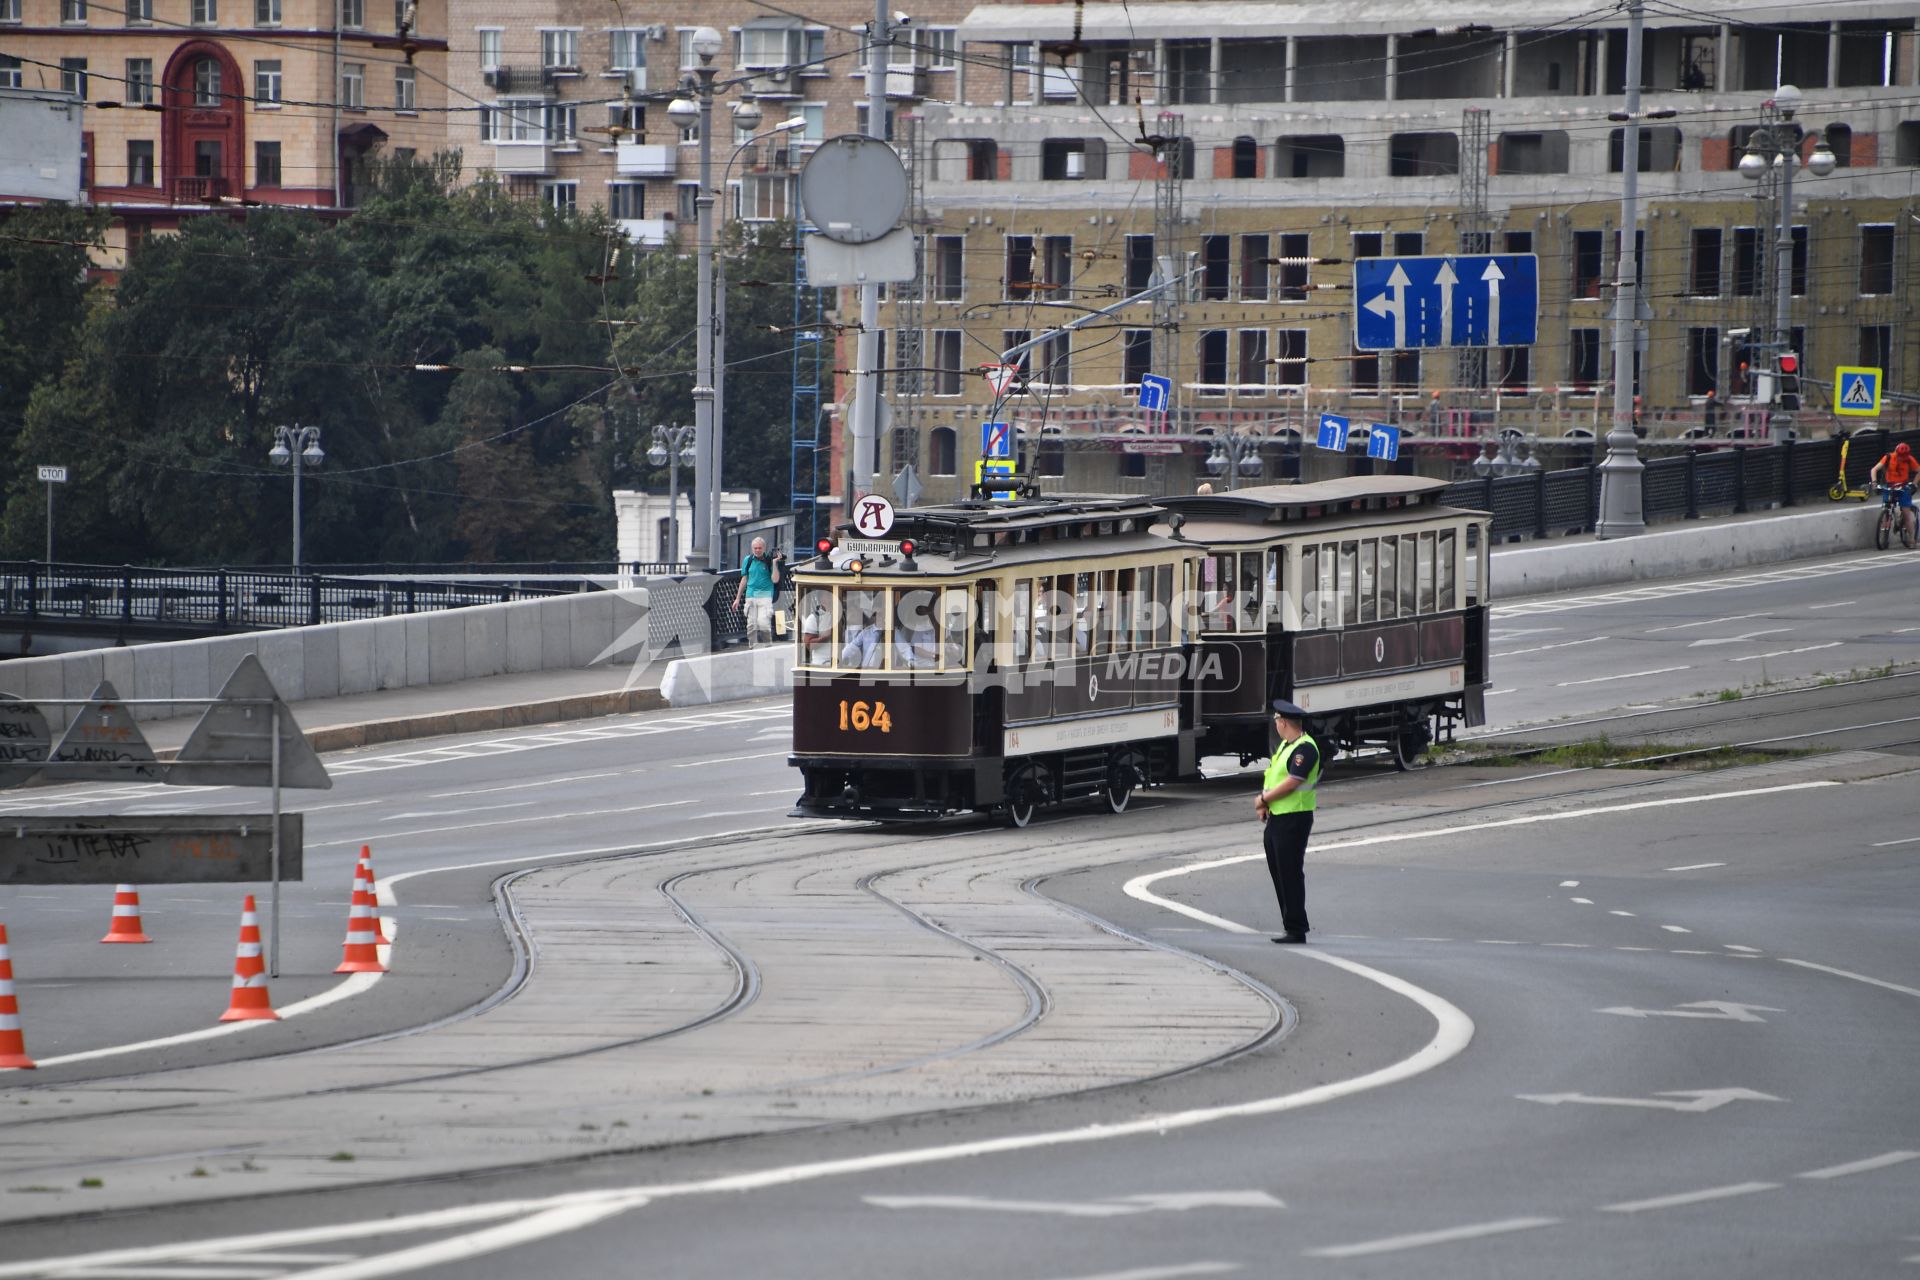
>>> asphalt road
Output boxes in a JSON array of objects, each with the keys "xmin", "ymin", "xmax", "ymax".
[{"xmin": 1, "ymin": 545, "xmax": 1918, "ymax": 1277}]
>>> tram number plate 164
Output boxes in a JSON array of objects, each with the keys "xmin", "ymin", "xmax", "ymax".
[{"xmin": 837, "ymin": 699, "xmax": 893, "ymax": 733}]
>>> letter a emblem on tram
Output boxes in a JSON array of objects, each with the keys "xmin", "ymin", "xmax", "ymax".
[{"xmin": 854, "ymin": 495, "xmax": 896, "ymax": 537}]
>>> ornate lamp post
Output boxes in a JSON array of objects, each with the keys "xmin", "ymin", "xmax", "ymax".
[
  {"xmin": 647, "ymin": 423, "xmax": 698, "ymax": 563},
  {"xmin": 268, "ymin": 425, "xmax": 324, "ymax": 572}
]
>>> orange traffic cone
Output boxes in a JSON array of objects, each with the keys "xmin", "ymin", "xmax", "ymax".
[
  {"xmin": 218, "ymin": 895, "xmax": 279, "ymax": 1022},
  {"xmin": 100, "ymin": 884, "xmax": 152, "ymax": 944},
  {"xmin": 359, "ymin": 846, "xmax": 389, "ymax": 944},
  {"xmin": 0, "ymin": 924, "xmax": 36, "ymax": 1069},
  {"xmin": 334, "ymin": 860, "xmax": 386, "ymax": 974}
]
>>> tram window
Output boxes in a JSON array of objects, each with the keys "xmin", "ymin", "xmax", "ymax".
[
  {"xmin": 1117, "ymin": 568, "xmax": 1141, "ymax": 650},
  {"xmin": 1338, "ymin": 541, "xmax": 1358, "ymax": 626},
  {"xmin": 1154, "ymin": 563, "xmax": 1174, "ymax": 645},
  {"xmin": 1203, "ymin": 553, "xmax": 1235, "ymax": 630},
  {"xmin": 1417, "ymin": 531, "xmax": 1436, "ymax": 614},
  {"xmin": 1438, "ymin": 530, "xmax": 1458, "ymax": 610},
  {"xmin": 1318, "ymin": 544, "xmax": 1336, "ymax": 629},
  {"xmin": 1299, "ymin": 545, "xmax": 1318, "ymax": 628},
  {"xmin": 1070, "ymin": 572, "xmax": 1093, "ymax": 654},
  {"xmin": 799, "ymin": 588, "xmax": 834, "ymax": 666},
  {"xmin": 1376, "ymin": 537, "xmax": 1395, "ymax": 621},
  {"xmin": 1087, "ymin": 571, "xmax": 1109, "ymax": 656},
  {"xmin": 940, "ymin": 588, "xmax": 970, "ymax": 669},
  {"xmin": 1013, "ymin": 579, "xmax": 1032, "ymax": 663},
  {"xmin": 1235, "ymin": 553, "xmax": 1260, "ymax": 631},
  {"xmin": 1266, "ymin": 548, "xmax": 1284, "ymax": 622},
  {"xmin": 1037, "ymin": 574, "xmax": 1071, "ymax": 660},
  {"xmin": 840, "ymin": 589, "xmax": 886, "ymax": 669},
  {"xmin": 894, "ymin": 588, "xmax": 940, "ymax": 670},
  {"xmin": 1356, "ymin": 540, "xmax": 1377, "ymax": 624},
  {"xmin": 1398, "ymin": 534, "xmax": 1418, "ymax": 617}
]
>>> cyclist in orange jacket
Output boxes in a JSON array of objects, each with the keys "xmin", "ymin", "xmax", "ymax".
[{"xmin": 1871, "ymin": 442, "xmax": 1918, "ymax": 542}]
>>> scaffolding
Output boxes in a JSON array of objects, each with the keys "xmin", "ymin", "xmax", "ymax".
[
  {"xmin": 891, "ymin": 112, "xmax": 928, "ymax": 482},
  {"xmin": 1152, "ymin": 111, "xmax": 1186, "ymax": 424},
  {"xmin": 789, "ymin": 222, "xmax": 829, "ymax": 549},
  {"xmin": 1455, "ymin": 106, "xmax": 1491, "ymax": 396}
]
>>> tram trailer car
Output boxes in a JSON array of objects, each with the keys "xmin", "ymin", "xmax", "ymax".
[
  {"xmin": 788, "ymin": 496, "xmax": 1203, "ymax": 826},
  {"xmin": 1158, "ymin": 476, "xmax": 1492, "ymax": 770}
]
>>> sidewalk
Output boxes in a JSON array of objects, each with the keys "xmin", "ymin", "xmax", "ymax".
[{"xmin": 143, "ymin": 663, "xmax": 670, "ymax": 756}]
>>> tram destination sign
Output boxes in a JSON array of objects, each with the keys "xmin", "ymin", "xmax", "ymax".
[{"xmin": 0, "ymin": 814, "xmax": 304, "ymax": 885}]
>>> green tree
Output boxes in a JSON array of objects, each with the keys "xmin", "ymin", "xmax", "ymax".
[{"xmin": 0, "ymin": 205, "xmax": 107, "ymax": 509}]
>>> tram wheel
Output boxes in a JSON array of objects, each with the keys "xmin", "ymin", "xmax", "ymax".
[
  {"xmin": 1007, "ymin": 795, "xmax": 1037, "ymax": 828},
  {"xmin": 1393, "ymin": 724, "xmax": 1433, "ymax": 772},
  {"xmin": 1103, "ymin": 779, "xmax": 1132, "ymax": 814}
]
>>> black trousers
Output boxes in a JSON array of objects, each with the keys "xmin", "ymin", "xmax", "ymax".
[{"xmin": 1262, "ymin": 810, "xmax": 1314, "ymax": 937}]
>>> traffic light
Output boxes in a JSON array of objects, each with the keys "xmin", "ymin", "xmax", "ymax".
[{"xmin": 1778, "ymin": 352, "xmax": 1801, "ymax": 411}]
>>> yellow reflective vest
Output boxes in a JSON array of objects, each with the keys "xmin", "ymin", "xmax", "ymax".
[{"xmin": 1264, "ymin": 731, "xmax": 1321, "ymax": 815}]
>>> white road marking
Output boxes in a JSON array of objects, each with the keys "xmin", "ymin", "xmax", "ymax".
[
  {"xmin": 1495, "ymin": 555, "xmax": 1913, "ymax": 618},
  {"xmin": 1779, "ymin": 958, "xmax": 1920, "ymax": 1000},
  {"xmin": 189, "ymin": 1253, "xmax": 358, "ymax": 1264},
  {"xmin": 1796, "ymin": 1151, "xmax": 1920, "ymax": 1180},
  {"xmin": 1559, "ymin": 880, "xmax": 1580, "ymax": 887},
  {"xmin": 1644, "ymin": 613, "xmax": 1765, "ymax": 634},
  {"xmin": 1304, "ymin": 1217, "xmax": 1560, "ymax": 1259},
  {"xmin": 1498, "ymin": 636, "xmax": 1610, "ymax": 657},
  {"xmin": 1595, "ymin": 1001, "xmax": 1778, "ymax": 1023},
  {"xmin": 1609, "ymin": 910, "xmax": 1636, "ymax": 917},
  {"xmin": 1570, "ymin": 897, "xmax": 1593, "ymax": 905},
  {"xmin": 1686, "ymin": 628, "xmax": 1795, "ymax": 649},
  {"xmin": 290, "ymin": 1200, "xmax": 640, "ymax": 1280},
  {"xmin": 1870, "ymin": 835, "xmax": 1920, "ymax": 848},
  {"xmin": 1660, "ymin": 925, "xmax": 1692, "ymax": 934},
  {"xmin": 428, "ymin": 772, "xmax": 621, "ymax": 798},
  {"xmin": 56, "ymin": 1267, "xmax": 285, "ymax": 1278},
  {"xmin": 312, "ymin": 800, "xmax": 692, "ymax": 847},
  {"xmin": 1542, "ymin": 942, "xmax": 1591, "ymax": 949},
  {"xmin": 384, "ymin": 801, "xmax": 537, "ymax": 821},
  {"xmin": 1555, "ymin": 666, "xmax": 1690, "ymax": 686},
  {"xmin": 1478, "ymin": 940, "xmax": 1523, "ymax": 946},
  {"xmin": 1723, "ymin": 945, "xmax": 1762, "ymax": 953},
  {"xmin": 750, "ymin": 788, "xmax": 797, "ymax": 797},
  {"xmin": 672, "ymin": 751, "xmax": 793, "ymax": 768},
  {"xmin": 1807, "ymin": 600, "xmax": 1857, "ymax": 610},
  {"xmin": 1615, "ymin": 946, "xmax": 1655, "ymax": 952},
  {"xmin": 1729, "ymin": 642, "xmax": 1844, "ymax": 663},
  {"xmin": 864, "ymin": 1192, "xmax": 1282, "ymax": 1218},
  {"xmin": 1489, "ymin": 626, "xmax": 1563, "ymax": 639},
  {"xmin": 1665, "ymin": 862, "xmax": 1726, "ymax": 871},
  {"xmin": 1518, "ymin": 1088, "xmax": 1782, "ymax": 1114},
  {"xmin": 1032, "ymin": 1266, "xmax": 1239, "ymax": 1280},
  {"xmin": 1599, "ymin": 1181, "xmax": 1778, "ymax": 1213}
]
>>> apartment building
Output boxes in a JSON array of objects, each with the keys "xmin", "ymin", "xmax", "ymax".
[
  {"xmin": 0, "ymin": 0, "xmax": 449, "ymax": 258},
  {"xmin": 861, "ymin": 1, "xmax": 1920, "ymax": 502},
  {"xmin": 447, "ymin": 0, "xmax": 972, "ymax": 245}
]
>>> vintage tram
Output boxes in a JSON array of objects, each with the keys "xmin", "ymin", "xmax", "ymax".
[
  {"xmin": 1158, "ymin": 476, "xmax": 1491, "ymax": 768},
  {"xmin": 787, "ymin": 477, "xmax": 1492, "ymax": 824},
  {"xmin": 788, "ymin": 494, "xmax": 1202, "ymax": 825}
]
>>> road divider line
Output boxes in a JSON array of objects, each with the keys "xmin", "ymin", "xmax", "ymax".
[
  {"xmin": 1599, "ymin": 1182, "xmax": 1778, "ymax": 1214},
  {"xmin": 1304, "ymin": 1217, "xmax": 1560, "ymax": 1258},
  {"xmin": 1796, "ymin": 1151, "xmax": 1919, "ymax": 1180},
  {"xmin": 1728, "ymin": 642, "xmax": 1844, "ymax": 664},
  {"xmin": 1665, "ymin": 862, "xmax": 1726, "ymax": 871},
  {"xmin": 1555, "ymin": 666, "xmax": 1689, "ymax": 687},
  {"xmin": 1779, "ymin": 958, "xmax": 1920, "ymax": 1000},
  {"xmin": 1497, "ymin": 636, "xmax": 1610, "ymax": 657},
  {"xmin": 1644, "ymin": 613, "xmax": 1765, "ymax": 634}
]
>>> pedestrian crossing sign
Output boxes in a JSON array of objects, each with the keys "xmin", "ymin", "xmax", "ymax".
[{"xmin": 1834, "ymin": 366, "xmax": 1882, "ymax": 417}]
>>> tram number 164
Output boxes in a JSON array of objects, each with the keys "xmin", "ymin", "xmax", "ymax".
[{"xmin": 837, "ymin": 699, "xmax": 893, "ymax": 734}]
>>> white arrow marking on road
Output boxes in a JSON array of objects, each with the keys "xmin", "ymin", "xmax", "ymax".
[
  {"xmin": 1517, "ymin": 1087, "xmax": 1783, "ymax": 1112},
  {"xmin": 1481, "ymin": 260, "xmax": 1505, "ymax": 345},
  {"xmin": 1362, "ymin": 263, "xmax": 1411, "ymax": 349},
  {"xmin": 865, "ymin": 1192, "xmax": 1284, "ymax": 1217},
  {"xmin": 1434, "ymin": 259, "xmax": 1458, "ymax": 344},
  {"xmin": 1596, "ymin": 1000, "xmax": 1782, "ymax": 1023},
  {"xmin": 1687, "ymin": 628, "xmax": 1795, "ymax": 648}
]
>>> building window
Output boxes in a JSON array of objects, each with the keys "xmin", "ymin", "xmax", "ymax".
[
  {"xmin": 541, "ymin": 29, "xmax": 578, "ymax": 70},
  {"xmin": 1035, "ymin": 442, "xmax": 1065, "ymax": 478},
  {"xmin": 1860, "ymin": 324, "xmax": 1891, "ymax": 370},
  {"xmin": 965, "ymin": 138, "xmax": 997, "ymax": 180},
  {"xmin": 1390, "ymin": 349, "xmax": 1420, "ymax": 390},
  {"xmin": 190, "ymin": 0, "xmax": 214, "ymax": 24},
  {"xmin": 542, "ymin": 181, "xmax": 577, "ymax": 212},
  {"xmin": 1004, "ymin": 235, "xmax": 1033, "ymax": 300},
  {"xmin": 1040, "ymin": 234, "xmax": 1071, "ymax": 296},
  {"xmin": 1001, "ymin": 330, "xmax": 1030, "ymax": 380},
  {"xmin": 1123, "ymin": 329, "xmax": 1152, "ymax": 387},
  {"xmin": 738, "ymin": 24, "xmax": 800, "ymax": 70},
  {"xmin": 1230, "ymin": 135, "xmax": 1258, "ymax": 178},
  {"xmin": 608, "ymin": 182, "xmax": 644, "ymax": 219},
  {"xmin": 547, "ymin": 102, "xmax": 577, "ymax": 143},
  {"xmin": 478, "ymin": 28, "xmax": 501, "ymax": 70},
  {"xmin": 339, "ymin": 0, "xmax": 363, "ymax": 29},
  {"xmin": 854, "ymin": 103, "xmax": 896, "ymax": 141},
  {"xmin": 1038, "ymin": 332, "xmax": 1070, "ymax": 385},
  {"xmin": 608, "ymin": 29, "xmax": 644, "ymax": 70},
  {"xmin": 1394, "ymin": 231, "xmax": 1424, "ymax": 256},
  {"xmin": 255, "ymin": 139, "xmax": 281, "ymax": 186},
  {"xmin": 1277, "ymin": 232, "xmax": 1310, "ymax": 301},
  {"xmin": 1495, "ymin": 131, "xmax": 1569, "ymax": 175},
  {"xmin": 1825, "ymin": 123, "xmax": 1852, "ymax": 168},
  {"xmin": 252, "ymin": 0, "xmax": 276, "ymax": 22},
  {"xmin": 125, "ymin": 58, "xmax": 153, "ymax": 104},
  {"xmin": 1499, "ymin": 346, "xmax": 1530, "ymax": 391},
  {"xmin": 194, "ymin": 138, "xmax": 222, "ymax": 176},
  {"xmin": 932, "ymin": 235, "xmax": 963, "ymax": 301},
  {"xmin": 1124, "ymin": 234, "xmax": 1153, "ymax": 292},
  {"xmin": 677, "ymin": 182, "xmax": 697, "ymax": 222},
  {"xmin": 1731, "ymin": 227, "xmax": 1759, "ymax": 297},
  {"xmin": 60, "ymin": 0, "xmax": 84, "ymax": 22},
  {"xmin": 1686, "ymin": 327, "xmax": 1718, "ymax": 396},
  {"xmin": 0, "ymin": 56, "xmax": 19, "ymax": 88},
  {"xmin": 394, "ymin": 66, "xmax": 415, "ymax": 110},
  {"xmin": 677, "ymin": 27, "xmax": 702, "ymax": 70},
  {"xmin": 1198, "ymin": 330, "xmax": 1227, "ymax": 395},
  {"xmin": 340, "ymin": 62, "xmax": 364, "ymax": 109},
  {"xmin": 920, "ymin": 27, "xmax": 956, "ymax": 68},
  {"xmin": 1572, "ymin": 230, "xmax": 1604, "ymax": 299},
  {"xmin": 1352, "ymin": 231, "xmax": 1382, "ymax": 260},
  {"xmin": 1389, "ymin": 132, "xmax": 1458, "ymax": 177},
  {"xmin": 1791, "ymin": 225, "xmax": 1808, "ymax": 296},
  {"xmin": 739, "ymin": 174, "xmax": 790, "ymax": 220},
  {"xmin": 1239, "ymin": 234, "xmax": 1269, "ymax": 302},
  {"xmin": 1688, "ymin": 228, "xmax": 1722, "ymax": 297},
  {"xmin": 60, "ymin": 57, "xmax": 87, "ymax": 99},
  {"xmin": 494, "ymin": 100, "xmax": 544, "ymax": 141},
  {"xmin": 1351, "ymin": 341, "xmax": 1379, "ymax": 393},
  {"xmin": 1040, "ymin": 138, "xmax": 1104, "ymax": 180},
  {"xmin": 1568, "ymin": 328, "xmax": 1601, "ymax": 390},
  {"xmin": 1, "ymin": 0, "xmax": 21, "ymax": 20},
  {"xmin": 1200, "ymin": 234, "xmax": 1230, "ymax": 300},
  {"xmin": 932, "ymin": 329, "xmax": 962, "ymax": 395},
  {"xmin": 1607, "ymin": 126, "xmax": 1682, "ymax": 173},
  {"xmin": 1504, "ymin": 229, "xmax": 1533, "ymax": 254},
  {"xmin": 1274, "ymin": 330, "xmax": 1307, "ymax": 387},
  {"xmin": 126, "ymin": 138, "xmax": 154, "ymax": 185},
  {"xmin": 254, "ymin": 60, "xmax": 280, "ymax": 103},
  {"xmin": 795, "ymin": 102, "xmax": 824, "ymax": 144},
  {"xmin": 1860, "ymin": 224, "xmax": 1894, "ymax": 295},
  {"xmin": 1236, "ymin": 330, "xmax": 1268, "ymax": 389},
  {"xmin": 125, "ymin": 0, "xmax": 150, "ymax": 22},
  {"xmin": 1275, "ymin": 134, "xmax": 1343, "ymax": 178},
  {"xmin": 929, "ymin": 427, "xmax": 956, "ymax": 476}
]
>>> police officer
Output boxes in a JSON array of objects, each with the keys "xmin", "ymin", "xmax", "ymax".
[{"xmin": 1256, "ymin": 699, "xmax": 1320, "ymax": 944}]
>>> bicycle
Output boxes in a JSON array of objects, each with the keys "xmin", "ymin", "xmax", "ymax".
[{"xmin": 1875, "ymin": 482, "xmax": 1916, "ymax": 550}]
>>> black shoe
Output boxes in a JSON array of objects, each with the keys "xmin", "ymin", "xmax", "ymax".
[{"xmin": 1272, "ymin": 933, "xmax": 1308, "ymax": 945}]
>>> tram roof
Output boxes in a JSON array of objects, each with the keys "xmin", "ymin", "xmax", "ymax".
[{"xmin": 1159, "ymin": 476, "xmax": 1454, "ymax": 524}]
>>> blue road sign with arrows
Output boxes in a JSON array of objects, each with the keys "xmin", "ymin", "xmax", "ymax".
[
  {"xmin": 1315, "ymin": 413, "xmax": 1349, "ymax": 451},
  {"xmin": 1354, "ymin": 254, "xmax": 1539, "ymax": 351},
  {"xmin": 1138, "ymin": 374, "xmax": 1171, "ymax": 413},
  {"xmin": 1365, "ymin": 423, "xmax": 1400, "ymax": 462},
  {"xmin": 981, "ymin": 421, "xmax": 1012, "ymax": 460}
]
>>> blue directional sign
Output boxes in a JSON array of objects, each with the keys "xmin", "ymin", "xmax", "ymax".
[
  {"xmin": 1138, "ymin": 374, "xmax": 1172, "ymax": 413},
  {"xmin": 1365, "ymin": 423, "xmax": 1401, "ymax": 463},
  {"xmin": 1354, "ymin": 254, "xmax": 1539, "ymax": 352},
  {"xmin": 981, "ymin": 421, "xmax": 1012, "ymax": 460},
  {"xmin": 1314, "ymin": 413, "xmax": 1349, "ymax": 451}
]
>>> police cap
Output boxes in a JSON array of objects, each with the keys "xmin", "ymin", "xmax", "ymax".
[{"xmin": 1270, "ymin": 699, "xmax": 1307, "ymax": 720}]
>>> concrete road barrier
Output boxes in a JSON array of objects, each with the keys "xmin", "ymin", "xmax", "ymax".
[{"xmin": 662, "ymin": 645, "xmax": 793, "ymax": 707}]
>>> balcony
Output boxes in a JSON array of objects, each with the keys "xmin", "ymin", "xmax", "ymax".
[
  {"xmin": 167, "ymin": 175, "xmax": 227, "ymax": 203},
  {"xmin": 480, "ymin": 66, "xmax": 556, "ymax": 96},
  {"xmin": 619, "ymin": 218, "xmax": 674, "ymax": 248},
  {"xmin": 886, "ymin": 67, "xmax": 931, "ymax": 99},
  {"xmin": 740, "ymin": 144, "xmax": 793, "ymax": 173},
  {"xmin": 615, "ymin": 142, "xmax": 676, "ymax": 177},
  {"xmin": 743, "ymin": 71, "xmax": 799, "ymax": 98},
  {"xmin": 489, "ymin": 143, "xmax": 552, "ymax": 175}
]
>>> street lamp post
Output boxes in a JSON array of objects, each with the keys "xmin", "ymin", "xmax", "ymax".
[
  {"xmin": 267, "ymin": 425, "xmax": 325, "ymax": 573},
  {"xmin": 1595, "ymin": 0, "xmax": 1647, "ymax": 539},
  {"xmin": 1738, "ymin": 85, "xmax": 1836, "ymax": 443},
  {"xmin": 1204, "ymin": 434, "xmax": 1264, "ymax": 490},
  {"xmin": 665, "ymin": 26, "xmax": 725, "ymax": 573},
  {"xmin": 647, "ymin": 423, "xmax": 698, "ymax": 563}
]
